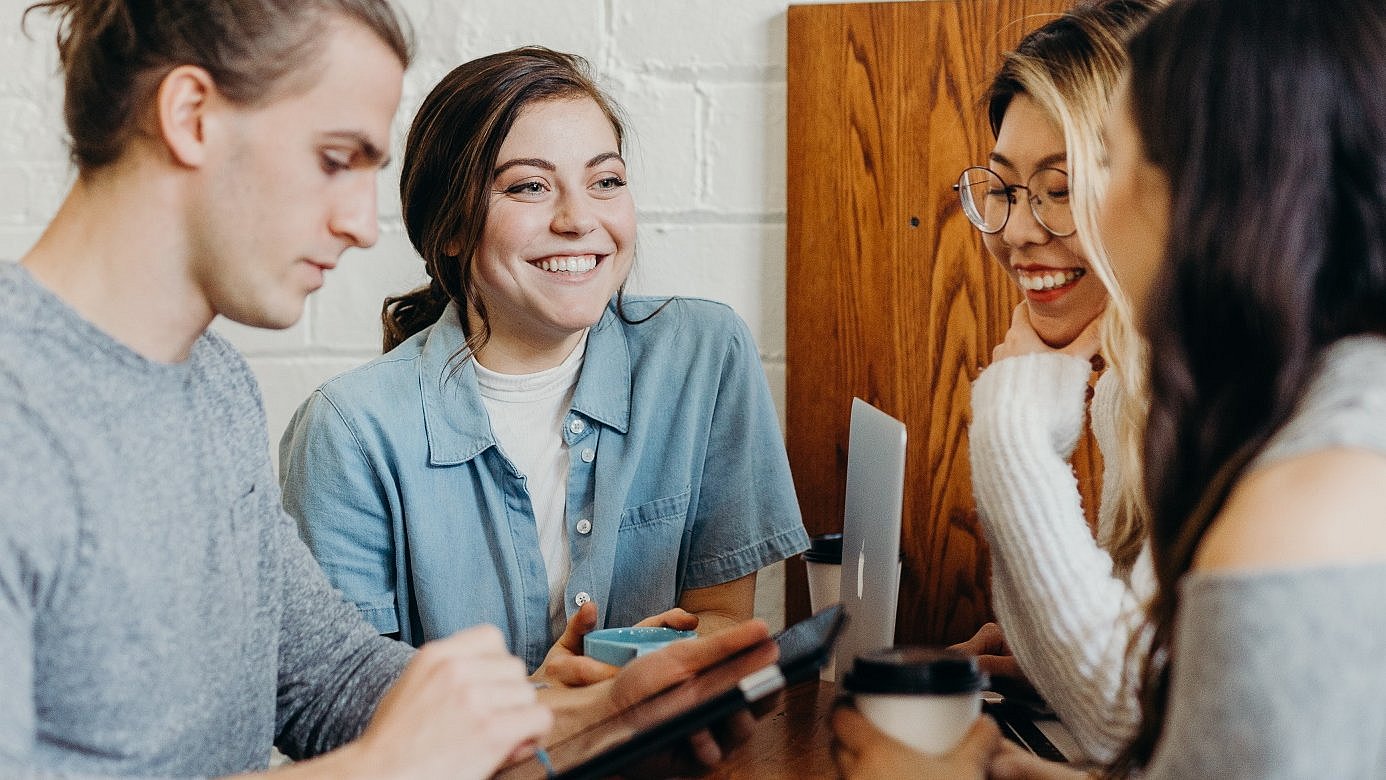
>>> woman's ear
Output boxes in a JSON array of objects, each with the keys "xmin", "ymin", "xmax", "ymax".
[{"xmin": 156, "ymin": 65, "xmax": 217, "ymax": 168}]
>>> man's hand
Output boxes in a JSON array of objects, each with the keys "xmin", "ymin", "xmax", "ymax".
[
  {"xmin": 350, "ymin": 625, "xmax": 552, "ymax": 780},
  {"xmin": 532, "ymin": 602, "xmax": 700, "ymax": 688}
]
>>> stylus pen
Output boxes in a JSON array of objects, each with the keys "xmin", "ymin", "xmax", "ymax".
[{"xmin": 535, "ymin": 748, "xmax": 556, "ymax": 778}]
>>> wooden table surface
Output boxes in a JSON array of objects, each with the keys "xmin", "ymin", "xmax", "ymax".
[{"xmin": 706, "ymin": 678, "xmax": 840, "ymax": 779}]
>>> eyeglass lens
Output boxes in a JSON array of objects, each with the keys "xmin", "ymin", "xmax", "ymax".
[{"xmin": 955, "ymin": 166, "xmax": 1074, "ymax": 237}]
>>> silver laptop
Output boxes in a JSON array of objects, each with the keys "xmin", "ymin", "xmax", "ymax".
[{"xmin": 831, "ymin": 397, "xmax": 907, "ymax": 682}]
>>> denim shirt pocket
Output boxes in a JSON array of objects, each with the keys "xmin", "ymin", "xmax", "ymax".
[
  {"xmin": 618, "ymin": 488, "xmax": 691, "ymax": 531},
  {"xmin": 610, "ymin": 489, "xmax": 692, "ymax": 624}
]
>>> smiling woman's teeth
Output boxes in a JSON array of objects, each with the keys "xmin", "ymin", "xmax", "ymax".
[
  {"xmin": 1018, "ymin": 268, "xmax": 1085, "ymax": 291},
  {"xmin": 536, "ymin": 255, "xmax": 597, "ymax": 274}
]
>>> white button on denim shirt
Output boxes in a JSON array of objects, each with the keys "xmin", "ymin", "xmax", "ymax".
[{"xmin": 280, "ymin": 297, "xmax": 809, "ymax": 671}]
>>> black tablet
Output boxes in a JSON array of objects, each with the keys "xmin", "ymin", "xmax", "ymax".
[{"xmin": 495, "ymin": 605, "xmax": 846, "ymax": 780}]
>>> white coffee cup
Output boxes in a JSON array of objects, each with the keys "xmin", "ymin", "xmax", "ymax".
[
  {"xmin": 843, "ymin": 647, "xmax": 988, "ymax": 754},
  {"xmin": 803, "ymin": 534, "xmax": 843, "ymax": 681}
]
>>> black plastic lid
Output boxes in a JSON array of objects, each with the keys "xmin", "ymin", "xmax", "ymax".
[
  {"xmin": 843, "ymin": 647, "xmax": 989, "ymax": 695},
  {"xmin": 802, "ymin": 533, "xmax": 843, "ymax": 563},
  {"xmin": 802, "ymin": 533, "xmax": 904, "ymax": 563}
]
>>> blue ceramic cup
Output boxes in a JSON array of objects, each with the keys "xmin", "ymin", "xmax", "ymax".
[{"xmin": 583, "ymin": 626, "xmax": 698, "ymax": 667}]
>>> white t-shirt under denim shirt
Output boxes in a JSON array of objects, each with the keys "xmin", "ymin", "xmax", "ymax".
[
  {"xmin": 279, "ymin": 297, "xmax": 810, "ymax": 671},
  {"xmin": 475, "ymin": 332, "xmax": 588, "ymax": 640}
]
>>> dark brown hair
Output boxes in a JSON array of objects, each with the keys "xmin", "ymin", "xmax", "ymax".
[
  {"xmin": 384, "ymin": 46, "xmax": 632, "ymax": 356},
  {"xmin": 24, "ymin": 0, "xmax": 411, "ymax": 172},
  {"xmin": 1114, "ymin": 0, "xmax": 1386, "ymax": 772}
]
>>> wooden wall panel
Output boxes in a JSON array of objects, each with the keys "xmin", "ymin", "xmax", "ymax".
[{"xmin": 785, "ymin": 0, "xmax": 1092, "ymax": 646}]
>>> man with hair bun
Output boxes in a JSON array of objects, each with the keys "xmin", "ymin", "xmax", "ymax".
[{"xmin": 0, "ymin": 2, "xmax": 769, "ymax": 778}]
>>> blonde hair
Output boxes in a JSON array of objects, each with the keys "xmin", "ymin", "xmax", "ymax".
[{"xmin": 986, "ymin": 0, "xmax": 1163, "ymax": 574}]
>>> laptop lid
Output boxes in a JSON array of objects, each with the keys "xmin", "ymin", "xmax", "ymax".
[{"xmin": 832, "ymin": 397, "xmax": 907, "ymax": 681}]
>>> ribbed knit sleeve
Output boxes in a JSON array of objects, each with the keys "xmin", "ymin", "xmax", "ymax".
[{"xmin": 968, "ymin": 353, "xmax": 1151, "ymax": 762}]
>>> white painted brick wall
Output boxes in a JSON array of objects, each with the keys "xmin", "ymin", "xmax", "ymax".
[{"xmin": 1, "ymin": 0, "xmax": 847, "ymax": 630}]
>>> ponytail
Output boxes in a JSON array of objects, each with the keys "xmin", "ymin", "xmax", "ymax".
[{"xmin": 381, "ymin": 280, "xmax": 449, "ymax": 353}]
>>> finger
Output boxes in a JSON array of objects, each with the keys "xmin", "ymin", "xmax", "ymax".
[
  {"xmin": 1011, "ymin": 302, "xmax": 1029, "ymax": 329},
  {"xmin": 1060, "ymin": 309, "xmax": 1105, "ymax": 359},
  {"xmin": 949, "ymin": 715, "xmax": 1002, "ymax": 765},
  {"xmin": 413, "ymin": 642, "xmax": 529, "ymax": 686},
  {"xmin": 544, "ymin": 654, "xmax": 620, "ymax": 687},
  {"xmin": 685, "ymin": 727, "xmax": 724, "ymax": 769},
  {"xmin": 831, "ymin": 735, "xmax": 858, "ymax": 778},
  {"xmin": 634, "ymin": 607, "xmax": 699, "ymax": 630},
  {"xmin": 976, "ymin": 654, "xmax": 1023, "ymax": 679},
  {"xmin": 709, "ymin": 708, "xmax": 756, "ymax": 755},
  {"xmin": 990, "ymin": 739, "xmax": 1069, "ymax": 780},
  {"xmin": 830, "ymin": 703, "xmax": 879, "ymax": 752},
  {"xmin": 949, "ymin": 623, "xmax": 1004, "ymax": 656},
  {"xmin": 449, "ymin": 675, "xmax": 544, "ymax": 711},
  {"xmin": 505, "ymin": 738, "xmax": 540, "ymax": 765},
  {"xmin": 555, "ymin": 601, "xmax": 600, "ymax": 654},
  {"xmin": 479, "ymin": 703, "xmax": 555, "ymax": 759},
  {"xmin": 649, "ymin": 619, "xmax": 773, "ymax": 676}
]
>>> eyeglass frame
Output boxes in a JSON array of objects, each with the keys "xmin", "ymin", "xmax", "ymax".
[{"xmin": 951, "ymin": 165, "xmax": 1076, "ymax": 238}]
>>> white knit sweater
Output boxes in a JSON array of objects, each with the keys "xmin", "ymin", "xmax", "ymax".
[{"xmin": 968, "ymin": 353, "xmax": 1154, "ymax": 762}]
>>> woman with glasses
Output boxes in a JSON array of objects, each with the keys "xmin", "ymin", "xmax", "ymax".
[
  {"xmin": 844, "ymin": 0, "xmax": 1386, "ymax": 776},
  {"xmin": 925, "ymin": 0, "xmax": 1162, "ymax": 765}
]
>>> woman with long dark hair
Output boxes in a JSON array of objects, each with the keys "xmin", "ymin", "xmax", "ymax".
[{"xmin": 1100, "ymin": 0, "xmax": 1386, "ymax": 774}]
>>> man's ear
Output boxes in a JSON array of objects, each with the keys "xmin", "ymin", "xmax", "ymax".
[{"xmin": 157, "ymin": 65, "xmax": 218, "ymax": 168}]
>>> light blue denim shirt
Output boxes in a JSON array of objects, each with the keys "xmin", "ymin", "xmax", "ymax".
[{"xmin": 279, "ymin": 296, "xmax": 808, "ymax": 670}]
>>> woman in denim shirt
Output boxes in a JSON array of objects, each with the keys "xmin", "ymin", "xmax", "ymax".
[{"xmin": 278, "ymin": 47, "xmax": 809, "ymax": 684}]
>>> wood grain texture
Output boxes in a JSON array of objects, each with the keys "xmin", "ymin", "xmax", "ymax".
[{"xmin": 785, "ymin": 0, "xmax": 1094, "ymax": 646}]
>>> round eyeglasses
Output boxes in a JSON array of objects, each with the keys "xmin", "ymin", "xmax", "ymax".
[{"xmin": 952, "ymin": 166, "xmax": 1075, "ymax": 237}]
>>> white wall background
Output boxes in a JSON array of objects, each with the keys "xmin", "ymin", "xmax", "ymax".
[{"xmin": 0, "ymin": 0, "xmax": 850, "ymax": 630}]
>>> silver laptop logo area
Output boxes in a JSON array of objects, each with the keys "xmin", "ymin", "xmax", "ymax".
[{"xmin": 832, "ymin": 397, "xmax": 907, "ymax": 682}]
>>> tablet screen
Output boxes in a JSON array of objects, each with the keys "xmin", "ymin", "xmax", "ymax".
[{"xmin": 495, "ymin": 606, "xmax": 845, "ymax": 780}]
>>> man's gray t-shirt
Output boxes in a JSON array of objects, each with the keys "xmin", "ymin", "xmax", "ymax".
[{"xmin": 0, "ymin": 263, "xmax": 412, "ymax": 777}]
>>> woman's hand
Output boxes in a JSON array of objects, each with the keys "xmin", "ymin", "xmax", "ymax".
[
  {"xmin": 531, "ymin": 602, "xmax": 700, "ymax": 688},
  {"xmin": 993, "ymin": 303, "xmax": 1102, "ymax": 363},
  {"xmin": 990, "ymin": 739, "xmax": 1096, "ymax": 780},
  {"xmin": 831, "ymin": 704, "xmax": 1002, "ymax": 779},
  {"xmin": 949, "ymin": 622, "xmax": 1034, "ymax": 694}
]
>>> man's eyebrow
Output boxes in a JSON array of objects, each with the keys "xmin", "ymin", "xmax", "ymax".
[
  {"xmin": 494, "ymin": 158, "xmax": 556, "ymax": 177},
  {"xmin": 587, "ymin": 151, "xmax": 624, "ymax": 168},
  {"xmin": 324, "ymin": 131, "xmax": 391, "ymax": 169}
]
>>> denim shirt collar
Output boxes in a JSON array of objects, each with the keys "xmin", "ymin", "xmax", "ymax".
[{"xmin": 419, "ymin": 301, "xmax": 631, "ymax": 466}]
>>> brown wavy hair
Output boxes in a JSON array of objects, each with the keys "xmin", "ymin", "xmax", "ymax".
[
  {"xmin": 384, "ymin": 46, "xmax": 644, "ymax": 357},
  {"xmin": 24, "ymin": 0, "xmax": 410, "ymax": 173}
]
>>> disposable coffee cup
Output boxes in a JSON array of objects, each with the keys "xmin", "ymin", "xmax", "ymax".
[
  {"xmin": 802, "ymin": 533, "xmax": 843, "ymax": 680},
  {"xmin": 843, "ymin": 647, "xmax": 988, "ymax": 754}
]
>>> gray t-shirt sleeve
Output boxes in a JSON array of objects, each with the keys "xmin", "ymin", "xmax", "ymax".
[
  {"xmin": 0, "ymin": 402, "xmax": 82, "ymax": 773},
  {"xmin": 1146, "ymin": 565, "xmax": 1386, "ymax": 778},
  {"xmin": 265, "ymin": 468, "xmax": 413, "ymax": 760}
]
